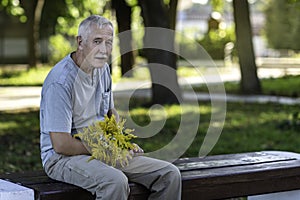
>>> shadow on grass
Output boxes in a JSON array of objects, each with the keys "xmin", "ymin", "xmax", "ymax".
[
  {"xmin": 0, "ymin": 70, "xmax": 22, "ymax": 79},
  {"xmin": 0, "ymin": 108, "xmax": 42, "ymax": 173}
]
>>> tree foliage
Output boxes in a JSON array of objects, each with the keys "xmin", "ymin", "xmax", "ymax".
[
  {"xmin": 264, "ymin": 0, "xmax": 300, "ymax": 51},
  {"xmin": 48, "ymin": 0, "xmax": 110, "ymax": 63},
  {"xmin": 0, "ymin": 0, "xmax": 45, "ymax": 68},
  {"xmin": 1, "ymin": 0, "xmax": 111, "ymax": 64},
  {"xmin": 54, "ymin": 0, "xmax": 109, "ymax": 37},
  {"xmin": 0, "ymin": 0, "xmax": 26, "ymax": 22},
  {"xmin": 210, "ymin": 0, "xmax": 224, "ymax": 13}
]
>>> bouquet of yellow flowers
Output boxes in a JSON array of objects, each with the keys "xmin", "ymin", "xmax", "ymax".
[{"xmin": 75, "ymin": 115, "xmax": 137, "ymax": 167}]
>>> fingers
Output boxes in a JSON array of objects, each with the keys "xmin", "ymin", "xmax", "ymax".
[{"xmin": 132, "ymin": 143, "xmax": 144, "ymax": 154}]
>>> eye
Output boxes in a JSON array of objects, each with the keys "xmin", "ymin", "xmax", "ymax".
[{"xmin": 94, "ymin": 39, "xmax": 102, "ymax": 44}]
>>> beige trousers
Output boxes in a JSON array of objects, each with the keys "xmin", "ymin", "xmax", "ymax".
[{"xmin": 44, "ymin": 153, "xmax": 182, "ymax": 200}]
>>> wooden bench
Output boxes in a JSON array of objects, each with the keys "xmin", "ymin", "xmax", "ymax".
[
  {"xmin": 256, "ymin": 57, "xmax": 300, "ymax": 76},
  {"xmin": 256, "ymin": 57, "xmax": 300, "ymax": 69},
  {"xmin": 2, "ymin": 151, "xmax": 300, "ymax": 200}
]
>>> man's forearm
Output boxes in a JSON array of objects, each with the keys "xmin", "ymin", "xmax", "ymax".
[{"xmin": 50, "ymin": 132, "xmax": 90, "ymax": 156}]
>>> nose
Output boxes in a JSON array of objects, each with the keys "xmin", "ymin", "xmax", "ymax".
[{"xmin": 99, "ymin": 41, "xmax": 107, "ymax": 54}]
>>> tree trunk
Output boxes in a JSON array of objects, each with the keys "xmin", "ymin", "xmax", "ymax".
[
  {"xmin": 169, "ymin": 0, "xmax": 178, "ymax": 30},
  {"xmin": 138, "ymin": 0, "xmax": 181, "ymax": 105},
  {"xmin": 111, "ymin": 0, "xmax": 134, "ymax": 77},
  {"xmin": 23, "ymin": 0, "xmax": 36, "ymax": 68},
  {"xmin": 33, "ymin": 0, "xmax": 44, "ymax": 66},
  {"xmin": 233, "ymin": 0, "xmax": 261, "ymax": 94},
  {"xmin": 21, "ymin": 0, "xmax": 44, "ymax": 69}
]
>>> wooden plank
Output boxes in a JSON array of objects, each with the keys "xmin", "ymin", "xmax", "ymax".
[
  {"xmin": 181, "ymin": 159, "xmax": 300, "ymax": 199},
  {"xmin": 2, "ymin": 173, "xmax": 150, "ymax": 200},
  {"xmin": 30, "ymin": 182, "xmax": 149, "ymax": 200},
  {"xmin": 175, "ymin": 151, "xmax": 297, "ymax": 164},
  {"xmin": 128, "ymin": 183, "xmax": 150, "ymax": 200},
  {"xmin": 0, "ymin": 171, "xmax": 149, "ymax": 200},
  {"xmin": 30, "ymin": 182, "xmax": 94, "ymax": 200},
  {"xmin": 4, "ymin": 176, "xmax": 55, "ymax": 185},
  {"xmin": 180, "ymin": 159, "xmax": 300, "ymax": 180},
  {"xmin": 175, "ymin": 151, "xmax": 295, "ymax": 171},
  {"xmin": 256, "ymin": 57, "xmax": 300, "ymax": 69},
  {"xmin": 0, "ymin": 171, "xmax": 46, "ymax": 179}
]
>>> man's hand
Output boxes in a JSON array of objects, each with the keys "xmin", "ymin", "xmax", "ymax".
[
  {"xmin": 107, "ymin": 108, "xmax": 119, "ymax": 122},
  {"xmin": 131, "ymin": 143, "xmax": 144, "ymax": 156}
]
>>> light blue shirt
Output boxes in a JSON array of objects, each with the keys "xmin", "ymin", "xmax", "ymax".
[{"xmin": 40, "ymin": 54, "xmax": 114, "ymax": 166}]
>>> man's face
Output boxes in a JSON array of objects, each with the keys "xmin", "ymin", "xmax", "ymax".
[{"xmin": 80, "ymin": 24, "xmax": 113, "ymax": 69}]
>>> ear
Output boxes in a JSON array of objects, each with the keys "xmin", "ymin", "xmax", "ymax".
[{"xmin": 77, "ymin": 36, "xmax": 83, "ymax": 50}]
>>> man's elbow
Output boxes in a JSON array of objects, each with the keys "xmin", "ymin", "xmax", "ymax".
[
  {"xmin": 50, "ymin": 132, "xmax": 67, "ymax": 155},
  {"xmin": 52, "ymin": 142, "xmax": 65, "ymax": 154}
]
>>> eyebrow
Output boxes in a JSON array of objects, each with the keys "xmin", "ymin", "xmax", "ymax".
[{"xmin": 93, "ymin": 37, "xmax": 112, "ymax": 40}]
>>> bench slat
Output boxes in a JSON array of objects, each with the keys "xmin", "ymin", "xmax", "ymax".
[
  {"xmin": 181, "ymin": 159, "xmax": 300, "ymax": 199},
  {"xmin": 31, "ymin": 182, "xmax": 94, "ymax": 200},
  {"xmin": 175, "ymin": 151, "xmax": 295, "ymax": 171}
]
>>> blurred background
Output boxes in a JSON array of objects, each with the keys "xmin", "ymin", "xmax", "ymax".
[
  {"xmin": 0, "ymin": 0, "xmax": 299, "ymax": 69},
  {"xmin": 1, "ymin": 0, "xmax": 300, "ymax": 173},
  {"xmin": 1, "ymin": 0, "xmax": 300, "ymax": 97}
]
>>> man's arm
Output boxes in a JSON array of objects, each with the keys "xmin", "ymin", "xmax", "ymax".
[{"xmin": 50, "ymin": 132, "xmax": 90, "ymax": 156}]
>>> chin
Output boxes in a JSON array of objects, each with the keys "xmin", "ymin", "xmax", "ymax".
[
  {"xmin": 93, "ymin": 59, "xmax": 107, "ymax": 68},
  {"xmin": 94, "ymin": 64, "xmax": 106, "ymax": 68},
  {"xmin": 92, "ymin": 62, "xmax": 106, "ymax": 68}
]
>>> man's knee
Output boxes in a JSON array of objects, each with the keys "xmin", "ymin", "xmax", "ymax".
[
  {"xmin": 96, "ymin": 171, "xmax": 130, "ymax": 197},
  {"xmin": 163, "ymin": 164, "xmax": 182, "ymax": 198},
  {"xmin": 111, "ymin": 173, "xmax": 129, "ymax": 193},
  {"xmin": 166, "ymin": 164, "xmax": 181, "ymax": 181}
]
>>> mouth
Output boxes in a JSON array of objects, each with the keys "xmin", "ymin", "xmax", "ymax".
[
  {"xmin": 95, "ymin": 57, "xmax": 107, "ymax": 60},
  {"xmin": 95, "ymin": 56, "xmax": 107, "ymax": 60}
]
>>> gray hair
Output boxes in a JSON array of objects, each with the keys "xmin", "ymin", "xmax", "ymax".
[{"xmin": 78, "ymin": 15, "xmax": 113, "ymax": 41}]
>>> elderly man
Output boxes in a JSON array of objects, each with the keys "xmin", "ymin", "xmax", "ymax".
[{"xmin": 40, "ymin": 15, "xmax": 181, "ymax": 200}]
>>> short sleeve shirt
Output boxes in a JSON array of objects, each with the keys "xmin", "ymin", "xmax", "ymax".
[{"xmin": 40, "ymin": 54, "xmax": 114, "ymax": 166}]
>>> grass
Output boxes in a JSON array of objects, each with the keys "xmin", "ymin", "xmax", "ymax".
[
  {"xmin": 1, "ymin": 100, "xmax": 299, "ymax": 173},
  {"xmin": 192, "ymin": 75, "xmax": 300, "ymax": 97},
  {"xmin": 0, "ymin": 108, "xmax": 42, "ymax": 173},
  {"xmin": 121, "ymin": 100, "xmax": 300, "ymax": 157},
  {"xmin": 0, "ymin": 66, "xmax": 51, "ymax": 86},
  {"xmin": 261, "ymin": 75, "xmax": 300, "ymax": 97}
]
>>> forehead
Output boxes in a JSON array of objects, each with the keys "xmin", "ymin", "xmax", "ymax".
[{"xmin": 88, "ymin": 24, "xmax": 113, "ymax": 40}]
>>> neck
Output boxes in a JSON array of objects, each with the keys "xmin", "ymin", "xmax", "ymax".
[{"xmin": 72, "ymin": 51, "xmax": 93, "ymax": 75}]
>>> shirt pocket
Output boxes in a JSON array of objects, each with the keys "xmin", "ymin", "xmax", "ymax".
[{"xmin": 100, "ymin": 91, "xmax": 110, "ymax": 117}]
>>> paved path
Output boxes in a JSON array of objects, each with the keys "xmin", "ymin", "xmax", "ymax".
[
  {"xmin": 1, "ymin": 84, "xmax": 300, "ymax": 112},
  {"xmin": 0, "ymin": 87, "xmax": 41, "ymax": 111},
  {"xmin": 0, "ymin": 67, "xmax": 299, "ymax": 111}
]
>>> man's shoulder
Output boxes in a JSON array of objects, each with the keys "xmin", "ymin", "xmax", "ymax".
[
  {"xmin": 45, "ymin": 55, "xmax": 78, "ymax": 85},
  {"xmin": 41, "ymin": 54, "xmax": 78, "ymax": 96}
]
